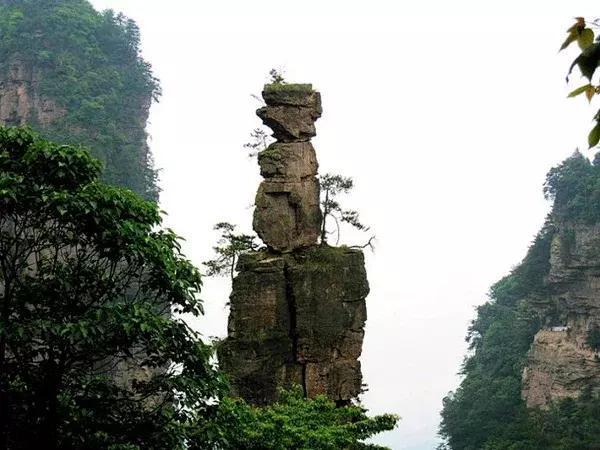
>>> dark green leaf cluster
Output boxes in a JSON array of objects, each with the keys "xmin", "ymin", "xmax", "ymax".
[
  {"xmin": 0, "ymin": 0, "xmax": 161, "ymax": 199},
  {"xmin": 562, "ymin": 18, "xmax": 600, "ymax": 148},
  {"xmin": 191, "ymin": 386, "xmax": 399, "ymax": 450},
  {"xmin": 0, "ymin": 127, "xmax": 222, "ymax": 449}
]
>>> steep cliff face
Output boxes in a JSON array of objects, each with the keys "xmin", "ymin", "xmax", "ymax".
[
  {"xmin": 439, "ymin": 152, "xmax": 600, "ymax": 449},
  {"xmin": 0, "ymin": 60, "xmax": 66, "ymax": 126},
  {"xmin": 219, "ymin": 84, "xmax": 368, "ymax": 405},
  {"xmin": 522, "ymin": 222, "xmax": 600, "ymax": 407},
  {"xmin": 0, "ymin": 0, "xmax": 160, "ymax": 199}
]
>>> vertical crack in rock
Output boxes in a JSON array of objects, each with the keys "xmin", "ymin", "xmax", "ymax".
[
  {"xmin": 283, "ymin": 260, "xmax": 307, "ymax": 397},
  {"xmin": 219, "ymin": 83, "xmax": 369, "ymax": 405}
]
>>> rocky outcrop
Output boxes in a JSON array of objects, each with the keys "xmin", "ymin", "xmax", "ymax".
[
  {"xmin": 522, "ymin": 222, "xmax": 600, "ymax": 407},
  {"xmin": 219, "ymin": 83, "xmax": 368, "ymax": 405},
  {"xmin": 253, "ymin": 84, "xmax": 322, "ymax": 253},
  {"xmin": 219, "ymin": 247, "xmax": 368, "ymax": 404},
  {"xmin": 0, "ymin": 59, "xmax": 66, "ymax": 126},
  {"xmin": 522, "ymin": 329, "xmax": 600, "ymax": 408}
]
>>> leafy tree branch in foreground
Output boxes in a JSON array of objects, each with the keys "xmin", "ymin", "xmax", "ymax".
[
  {"xmin": 0, "ymin": 126, "xmax": 221, "ymax": 449},
  {"xmin": 562, "ymin": 17, "xmax": 600, "ymax": 148}
]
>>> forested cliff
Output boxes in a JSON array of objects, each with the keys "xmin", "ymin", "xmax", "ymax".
[
  {"xmin": 0, "ymin": 0, "xmax": 160, "ymax": 199},
  {"xmin": 440, "ymin": 152, "xmax": 600, "ymax": 449}
]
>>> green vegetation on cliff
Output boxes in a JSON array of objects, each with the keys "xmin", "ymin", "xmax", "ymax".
[
  {"xmin": 439, "ymin": 231, "xmax": 550, "ymax": 449},
  {"xmin": 0, "ymin": 0, "xmax": 160, "ymax": 199},
  {"xmin": 439, "ymin": 153, "xmax": 600, "ymax": 449}
]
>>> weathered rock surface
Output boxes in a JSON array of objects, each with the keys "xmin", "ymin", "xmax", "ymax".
[
  {"xmin": 258, "ymin": 84, "xmax": 322, "ymax": 142},
  {"xmin": 0, "ymin": 59, "xmax": 66, "ymax": 126},
  {"xmin": 253, "ymin": 179, "xmax": 322, "ymax": 252},
  {"xmin": 258, "ymin": 142, "xmax": 318, "ymax": 179},
  {"xmin": 522, "ymin": 222, "xmax": 600, "ymax": 407},
  {"xmin": 522, "ymin": 330, "xmax": 600, "ymax": 408},
  {"xmin": 219, "ymin": 247, "xmax": 368, "ymax": 404},
  {"xmin": 253, "ymin": 84, "xmax": 322, "ymax": 252}
]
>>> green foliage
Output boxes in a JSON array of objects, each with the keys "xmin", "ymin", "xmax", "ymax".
[
  {"xmin": 203, "ymin": 222, "xmax": 259, "ymax": 281},
  {"xmin": 483, "ymin": 393, "xmax": 600, "ymax": 450},
  {"xmin": 544, "ymin": 151, "xmax": 600, "ymax": 223},
  {"xmin": 269, "ymin": 68, "xmax": 286, "ymax": 84},
  {"xmin": 0, "ymin": 127, "xmax": 222, "ymax": 449},
  {"xmin": 320, "ymin": 173, "xmax": 370, "ymax": 245},
  {"xmin": 562, "ymin": 17, "xmax": 600, "ymax": 149},
  {"xmin": 439, "ymin": 226, "xmax": 552, "ymax": 449},
  {"xmin": 0, "ymin": 0, "xmax": 161, "ymax": 199},
  {"xmin": 243, "ymin": 127, "xmax": 271, "ymax": 157},
  {"xmin": 191, "ymin": 387, "xmax": 399, "ymax": 450}
]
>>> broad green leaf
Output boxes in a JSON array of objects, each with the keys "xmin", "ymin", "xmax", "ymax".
[
  {"xmin": 568, "ymin": 43, "xmax": 600, "ymax": 81},
  {"xmin": 568, "ymin": 84, "xmax": 591, "ymax": 98},
  {"xmin": 560, "ymin": 31, "xmax": 578, "ymax": 51},
  {"xmin": 578, "ymin": 28, "xmax": 595, "ymax": 50},
  {"xmin": 588, "ymin": 123, "xmax": 600, "ymax": 148},
  {"xmin": 562, "ymin": 18, "xmax": 586, "ymax": 51},
  {"xmin": 586, "ymin": 85, "xmax": 596, "ymax": 102}
]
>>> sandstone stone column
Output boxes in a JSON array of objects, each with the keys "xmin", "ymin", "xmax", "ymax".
[
  {"xmin": 253, "ymin": 84, "xmax": 323, "ymax": 252},
  {"xmin": 219, "ymin": 83, "xmax": 369, "ymax": 406}
]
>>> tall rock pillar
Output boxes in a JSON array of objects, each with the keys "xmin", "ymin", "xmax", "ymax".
[{"xmin": 219, "ymin": 83, "xmax": 369, "ymax": 405}]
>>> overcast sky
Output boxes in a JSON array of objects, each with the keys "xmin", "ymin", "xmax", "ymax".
[{"xmin": 90, "ymin": 1, "xmax": 598, "ymax": 448}]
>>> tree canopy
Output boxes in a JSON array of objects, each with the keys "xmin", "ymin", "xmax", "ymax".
[
  {"xmin": 192, "ymin": 387, "xmax": 398, "ymax": 450},
  {"xmin": 0, "ymin": 127, "xmax": 221, "ymax": 449}
]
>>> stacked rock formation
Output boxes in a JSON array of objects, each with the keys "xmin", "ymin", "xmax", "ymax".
[
  {"xmin": 253, "ymin": 84, "xmax": 323, "ymax": 252},
  {"xmin": 219, "ymin": 84, "xmax": 369, "ymax": 405}
]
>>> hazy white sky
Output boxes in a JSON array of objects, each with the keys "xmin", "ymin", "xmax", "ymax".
[{"xmin": 90, "ymin": 1, "xmax": 599, "ymax": 448}]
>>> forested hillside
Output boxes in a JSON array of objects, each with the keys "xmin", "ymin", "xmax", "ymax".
[
  {"xmin": 439, "ymin": 153, "xmax": 600, "ymax": 449},
  {"xmin": 0, "ymin": 0, "xmax": 160, "ymax": 199}
]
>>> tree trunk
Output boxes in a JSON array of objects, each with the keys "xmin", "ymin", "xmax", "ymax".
[{"xmin": 0, "ymin": 280, "xmax": 11, "ymax": 450}]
